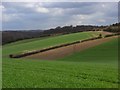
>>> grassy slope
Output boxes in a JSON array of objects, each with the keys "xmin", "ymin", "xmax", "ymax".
[
  {"xmin": 3, "ymin": 58, "xmax": 118, "ymax": 88},
  {"xmin": 3, "ymin": 31, "xmax": 98, "ymax": 55},
  {"xmin": 59, "ymin": 38, "xmax": 118, "ymax": 63},
  {"xmin": 2, "ymin": 32, "xmax": 118, "ymax": 88}
]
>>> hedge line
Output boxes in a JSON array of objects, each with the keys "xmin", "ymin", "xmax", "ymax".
[
  {"xmin": 104, "ymin": 33, "xmax": 120, "ymax": 38},
  {"xmin": 9, "ymin": 33, "xmax": 119, "ymax": 58}
]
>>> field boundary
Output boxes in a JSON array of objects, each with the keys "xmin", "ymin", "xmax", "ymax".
[{"xmin": 9, "ymin": 33, "xmax": 119, "ymax": 58}]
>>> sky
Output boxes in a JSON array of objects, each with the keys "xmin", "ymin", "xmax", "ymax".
[{"xmin": 1, "ymin": 2, "xmax": 118, "ymax": 30}]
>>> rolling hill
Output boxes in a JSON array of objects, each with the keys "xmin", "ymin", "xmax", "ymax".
[
  {"xmin": 3, "ymin": 31, "xmax": 99, "ymax": 55},
  {"xmin": 2, "ymin": 31, "xmax": 118, "ymax": 88}
]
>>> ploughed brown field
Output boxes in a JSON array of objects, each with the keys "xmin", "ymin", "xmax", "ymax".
[{"xmin": 26, "ymin": 35, "xmax": 117, "ymax": 60}]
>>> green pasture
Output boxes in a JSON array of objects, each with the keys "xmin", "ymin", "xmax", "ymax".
[
  {"xmin": 2, "ymin": 32, "xmax": 118, "ymax": 88},
  {"xmin": 3, "ymin": 31, "xmax": 99, "ymax": 55}
]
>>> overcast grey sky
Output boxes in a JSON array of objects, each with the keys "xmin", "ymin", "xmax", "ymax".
[{"xmin": 1, "ymin": 2, "xmax": 118, "ymax": 30}]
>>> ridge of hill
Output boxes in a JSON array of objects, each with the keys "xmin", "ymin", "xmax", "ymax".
[{"xmin": 2, "ymin": 25, "xmax": 104, "ymax": 45}]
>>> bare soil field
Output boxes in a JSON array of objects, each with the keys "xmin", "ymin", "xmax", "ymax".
[
  {"xmin": 97, "ymin": 31, "xmax": 113, "ymax": 36},
  {"xmin": 26, "ymin": 36, "xmax": 118, "ymax": 60}
]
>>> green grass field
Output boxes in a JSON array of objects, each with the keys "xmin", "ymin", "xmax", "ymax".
[
  {"xmin": 59, "ymin": 38, "xmax": 118, "ymax": 63},
  {"xmin": 2, "ymin": 32, "xmax": 118, "ymax": 88},
  {"xmin": 3, "ymin": 31, "xmax": 99, "ymax": 55}
]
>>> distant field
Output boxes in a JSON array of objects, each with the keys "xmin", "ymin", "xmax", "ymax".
[
  {"xmin": 3, "ymin": 31, "xmax": 99, "ymax": 55},
  {"xmin": 2, "ymin": 31, "xmax": 118, "ymax": 88}
]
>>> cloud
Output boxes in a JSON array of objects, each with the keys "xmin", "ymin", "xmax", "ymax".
[
  {"xmin": 23, "ymin": 3, "xmax": 49, "ymax": 13},
  {"xmin": 3, "ymin": 13, "xmax": 21, "ymax": 22},
  {"xmin": 97, "ymin": 19, "xmax": 106, "ymax": 23},
  {"xmin": 35, "ymin": 7, "xmax": 49, "ymax": 13},
  {"xmin": 2, "ymin": 2, "xmax": 118, "ymax": 30},
  {"xmin": 0, "ymin": 5, "xmax": 5, "ymax": 10}
]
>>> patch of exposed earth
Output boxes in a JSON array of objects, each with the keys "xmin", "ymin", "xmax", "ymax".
[{"xmin": 26, "ymin": 36, "xmax": 118, "ymax": 60}]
